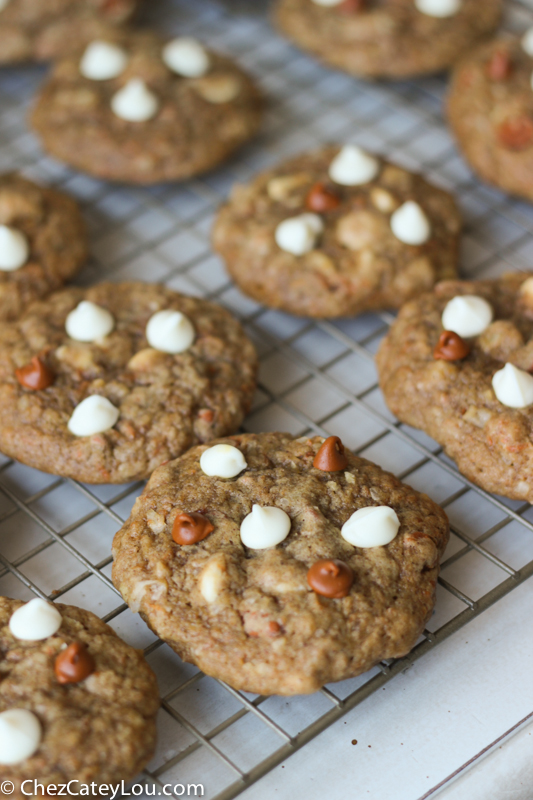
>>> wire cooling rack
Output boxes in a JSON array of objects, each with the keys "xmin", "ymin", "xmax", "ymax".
[{"xmin": 2, "ymin": 0, "xmax": 533, "ymax": 797}]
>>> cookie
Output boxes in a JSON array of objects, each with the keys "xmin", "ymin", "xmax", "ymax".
[
  {"xmin": 0, "ymin": 0, "xmax": 138, "ymax": 64},
  {"xmin": 0, "ymin": 173, "xmax": 87, "ymax": 322},
  {"xmin": 0, "ymin": 282, "xmax": 257, "ymax": 484},
  {"xmin": 112, "ymin": 432, "xmax": 449, "ymax": 696},
  {"xmin": 0, "ymin": 596, "xmax": 159, "ymax": 797},
  {"xmin": 30, "ymin": 31, "xmax": 263, "ymax": 184},
  {"xmin": 213, "ymin": 145, "xmax": 461, "ymax": 318},
  {"xmin": 376, "ymin": 272, "xmax": 533, "ymax": 502},
  {"xmin": 448, "ymin": 32, "xmax": 533, "ymax": 202},
  {"xmin": 273, "ymin": 0, "xmax": 502, "ymax": 80}
]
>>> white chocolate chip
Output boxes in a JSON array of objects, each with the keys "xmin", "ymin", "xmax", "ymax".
[
  {"xmin": 275, "ymin": 213, "xmax": 324, "ymax": 256},
  {"xmin": 390, "ymin": 201, "xmax": 431, "ymax": 245},
  {"xmin": 0, "ymin": 709, "xmax": 42, "ymax": 766},
  {"xmin": 523, "ymin": 26, "xmax": 533, "ymax": 57},
  {"xmin": 329, "ymin": 145, "xmax": 380, "ymax": 186},
  {"xmin": 67, "ymin": 395, "xmax": 120, "ymax": 437},
  {"xmin": 240, "ymin": 505, "xmax": 292, "ymax": 550},
  {"xmin": 441, "ymin": 295, "xmax": 493, "ymax": 338},
  {"xmin": 200, "ymin": 444, "xmax": 247, "ymax": 478},
  {"xmin": 9, "ymin": 598, "xmax": 62, "ymax": 641},
  {"xmin": 65, "ymin": 300, "xmax": 115, "ymax": 342},
  {"xmin": 311, "ymin": 0, "xmax": 343, "ymax": 6},
  {"xmin": 0, "ymin": 0, "xmax": 10, "ymax": 9},
  {"xmin": 0, "ymin": 224, "xmax": 29, "ymax": 271},
  {"xmin": 162, "ymin": 37, "xmax": 210, "ymax": 77},
  {"xmin": 145, "ymin": 309, "xmax": 195, "ymax": 354},
  {"xmin": 111, "ymin": 79, "xmax": 159, "ymax": 122},
  {"xmin": 492, "ymin": 363, "xmax": 533, "ymax": 408},
  {"xmin": 80, "ymin": 40, "xmax": 128, "ymax": 80},
  {"xmin": 415, "ymin": 0, "xmax": 462, "ymax": 17},
  {"xmin": 341, "ymin": 506, "xmax": 400, "ymax": 548}
]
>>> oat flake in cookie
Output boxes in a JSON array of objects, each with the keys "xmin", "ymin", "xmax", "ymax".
[
  {"xmin": 0, "ymin": 596, "xmax": 159, "ymax": 798},
  {"xmin": 30, "ymin": 31, "xmax": 262, "ymax": 184},
  {"xmin": 448, "ymin": 34, "xmax": 533, "ymax": 202},
  {"xmin": 0, "ymin": 282, "xmax": 257, "ymax": 483},
  {"xmin": 213, "ymin": 145, "xmax": 461, "ymax": 318},
  {"xmin": 0, "ymin": 0, "xmax": 139, "ymax": 64},
  {"xmin": 273, "ymin": 0, "xmax": 502, "ymax": 80},
  {"xmin": 112, "ymin": 432, "xmax": 449, "ymax": 696},
  {"xmin": 376, "ymin": 272, "xmax": 533, "ymax": 502},
  {"xmin": 0, "ymin": 174, "xmax": 86, "ymax": 322}
]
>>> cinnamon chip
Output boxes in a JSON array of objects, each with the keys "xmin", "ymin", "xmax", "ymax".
[
  {"xmin": 15, "ymin": 356, "xmax": 54, "ymax": 390},
  {"xmin": 306, "ymin": 182, "xmax": 341, "ymax": 213},
  {"xmin": 172, "ymin": 512, "xmax": 214, "ymax": 545},
  {"xmin": 313, "ymin": 435, "xmax": 349, "ymax": 471},
  {"xmin": 268, "ymin": 621, "xmax": 282, "ymax": 636},
  {"xmin": 337, "ymin": 0, "xmax": 365, "ymax": 13},
  {"xmin": 497, "ymin": 117, "xmax": 533, "ymax": 151},
  {"xmin": 434, "ymin": 331, "xmax": 470, "ymax": 361},
  {"xmin": 486, "ymin": 50, "xmax": 512, "ymax": 81},
  {"xmin": 55, "ymin": 642, "xmax": 95, "ymax": 685},
  {"xmin": 307, "ymin": 559, "xmax": 354, "ymax": 598}
]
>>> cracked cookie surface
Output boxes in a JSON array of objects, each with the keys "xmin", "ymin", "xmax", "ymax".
[
  {"xmin": 213, "ymin": 146, "xmax": 461, "ymax": 318},
  {"xmin": 0, "ymin": 282, "xmax": 257, "ymax": 483},
  {"xmin": 0, "ymin": 173, "xmax": 86, "ymax": 322},
  {"xmin": 0, "ymin": 0, "xmax": 139, "ymax": 64},
  {"xmin": 112, "ymin": 432, "xmax": 449, "ymax": 696},
  {"xmin": 274, "ymin": 0, "xmax": 502, "ymax": 80},
  {"xmin": 377, "ymin": 272, "xmax": 533, "ymax": 501},
  {"xmin": 31, "ymin": 31, "xmax": 262, "ymax": 184},
  {"xmin": 0, "ymin": 596, "xmax": 159, "ymax": 798},
  {"xmin": 448, "ymin": 36, "xmax": 533, "ymax": 202}
]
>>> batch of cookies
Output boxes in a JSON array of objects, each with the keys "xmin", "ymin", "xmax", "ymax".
[{"xmin": 0, "ymin": 0, "xmax": 533, "ymax": 793}]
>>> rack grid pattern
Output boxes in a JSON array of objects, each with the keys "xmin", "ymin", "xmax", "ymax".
[{"xmin": 2, "ymin": 0, "xmax": 533, "ymax": 797}]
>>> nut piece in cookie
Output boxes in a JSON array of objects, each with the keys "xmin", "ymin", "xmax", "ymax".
[
  {"xmin": 112, "ymin": 432, "xmax": 449, "ymax": 695},
  {"xmin": 0, "ymin": 281, "xmax": 257, "ymax": 483},
  {"xmin": 30, "ymin": 31, "xmax": 262, "ymax": 184},
  {"xmin": 273, "ymin": 0, "xmax": 502, "ymax": 80},
  {"xmin": 213, "ymin": 145, "xmax": 461, "ymax": 318},
  {"xmin": 377, "ymin": 272, "xmax": 533, "ymax": 502},
  {"xmin": 0, "ymin": 173, "xmax": 87, "ymax": 322},
  {"xmin": 0, "ymin": 595, "xmax": 159, "ymax": 791},
  {"xmin": 448, "ymin": 33, "xmax": 533, "ymax": 201}
]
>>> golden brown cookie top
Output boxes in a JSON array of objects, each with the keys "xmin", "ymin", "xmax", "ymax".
[
  {"xmin": 30, "ymin": 31, "xmax": 262, "ymax": 183},
  {"xmin": 213, "ymin": 145, "xmax": 461, "ymax": 318},
  {"xmin": 112, "ymin": 431, "xmax": 449, "ymax": 695},
  {"xmin": 0, "ymin": 281, "xmax": 257, "ymax": 484},
  {"xmin": 0, "ymin": 596, "xmax": 159, "ymax": 795},
  {"xmin": 274, "ymin": 0, "xmax": 503, "ymax": 79},
  {"xmin": 0, "ymin": 173, "xmax": 87, "ymax": 322},
  {"xmin": 0, "ymin": 0, "xmax": 139, "ymax": 64},
  {"xmin": 377, "ymin": 272, "xmax": 533, "ymax": 501},
  {"xmin": 448, "ymin": 34, "xmax": 533, "ymax": 201}
]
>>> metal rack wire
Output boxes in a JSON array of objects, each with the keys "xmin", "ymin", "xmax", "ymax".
[{"xmin": 2, "ymin": 0, "xmax": 533, "ymax": 797}]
